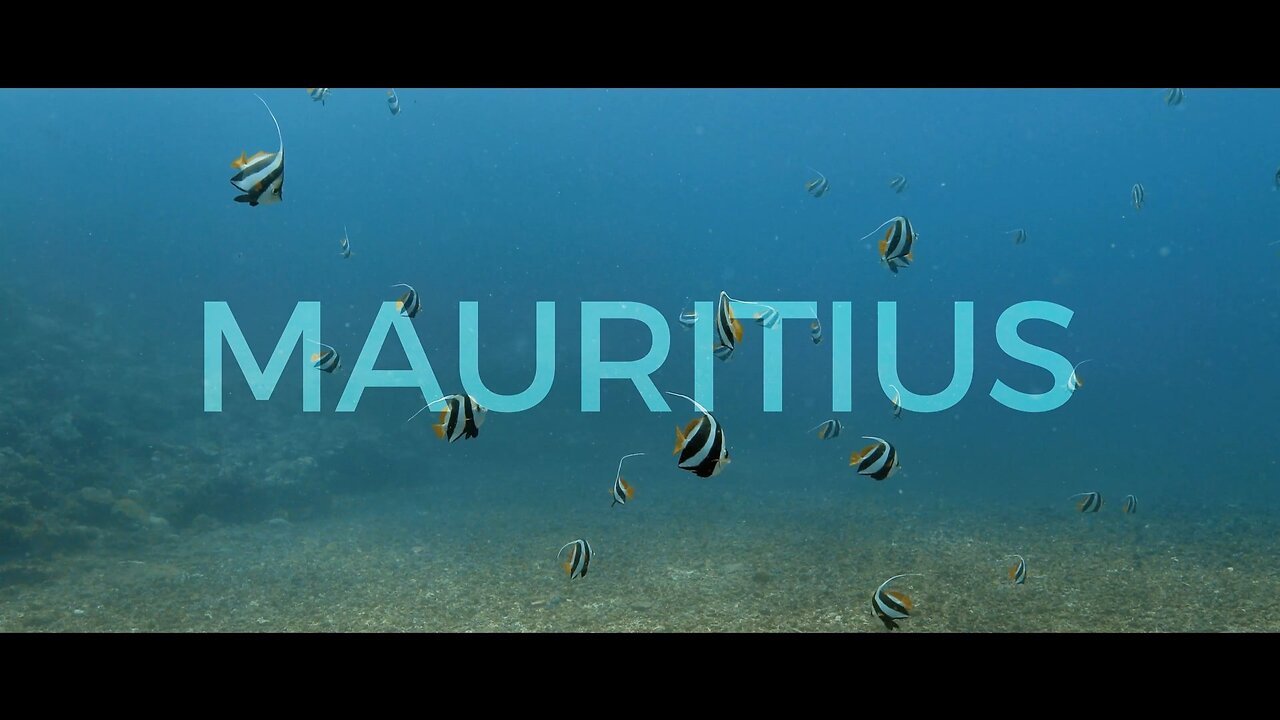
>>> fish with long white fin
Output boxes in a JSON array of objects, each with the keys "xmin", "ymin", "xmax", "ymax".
[
  {"xmin": 339, "ymin": 226, "xmax": 353, "ymax": 259},
  {"xmin": 678, "ymin": 307, "xmax": 698, "ymax": 329},
  {"xmin": 850, "ymin": 436, "xmax": 900, "ymax": 481},
  {"xmin": 306, "ymin": 340, "xmax": 342, "ymax": 373},
  {"xmin": 1070, "ymin": 491, "xmax": 1103, "ymax": 512},
  {"xmin": 392, "ymin": 283, "xmax": 422, "ymax": 318},
  {"xmin": 558, "ymin": 539, "xmax": 592, "ymax": 579},
  {"xmin": 1122, "ymin": 494, "xmax": 1138, "ymax": 514},
  {"xmin": 859, "ymin": 216, "xmax": 917, "ymax": 274},
  {"xmin": 810, "ymin": 319, "xmax": 823, "ymax": 344},
  {"xmin": 872, "ymin": 573, "xmax": 922, "ymax": 630},
  {"xmin": 712, "ymin": 291, "xmax": 743, "ymax": 360},
  {"xmin": 306, "ymin": 88, "xmax": 332, "ymax": 104},
  {"xmin": 668, "ymin": 391, "xmax": 729, "ymax": 478},
  {"xmin": 229, "ymin": 95, "xmax": 284, "ymax": 207},
  {"xmin": 805, "ymin": 167, "xmax": 829, "ymax": 198},
  {"xmin": 807, "ymin": 419, "xmax": 843, "ymax": 440},
  {"xmin": 610, "ymin": 452, "xmax": 645, "ymax": 507},
  {"xmin": 387, "ymin": 89, "xmax": 401, "ymax": 116},
  {"xmin": 889, "ymin": 174, "xmax": 908, "ymax": 193},
  {"xmin": 407, "ymin": 394, "xmax": 487, "ymax": 443},
  {"xmin": 1067, "ymin": 359, "xmax": 1093, "ymax": 392},
  {"xmin": 889, "ymin": 384, "xmax": 902, "ymax": 419}
]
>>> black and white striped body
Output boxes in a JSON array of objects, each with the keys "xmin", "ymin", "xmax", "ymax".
[
  {"xmin": 230, "ymin": 96, "xmax": 284, "ymax": 207},
  {"xmin": 313, "ymin": 347, "xmax": 341, "ymax": 373},
  {"xmin": 677, "ymin": 413, "xmax": 728, "ymax": 478},
  {"xmin": 678, "ymin": 309, "xmax": 698, "ymax": 329},
  {"xmin": 610, "ymin": 453, "xmax": 643, "ymax": 508},
  {"xmin": 1165, "ymin": 88, "xmax": 1184, "ymax": 106},
  {"xmin": 810, "ymin": 319, "xmax": 823, "ymax": 344},
  {"xmin": 889, "ymin": 174, "xmax": 907, "ymax": 193},
  {"xmin": 753, "ymin": 306, "xmax": 780, "ymax": 328},
  {"xmin": 806, "ymin": 173, "xmax": 829, "ymax": 198},
  {"xmin": 713, "ymin": 291, "xmax": 740, "ymax": 361},
  {"xmin": 433, "ymin": 394, "xmax": 486, "ymax": 443},
  {"xmin": 879, "ymin": 216, "xmax": 916, "ymax": 274},
  {"xmin": 559, "ymin": 539, "xmax": 591, "ymax": 579},
  {"xmin": 1123, "ymin": 494, "xmax": 1138, "ymax": 514},
  {"xmin": 1073, "ymin": 491, "xmax": 1103, "ymax": 512},
  {"xmin": 811, "ymin": 419, "xmax": 842, "ymax": 440},
  {"xmin": 308, "ymin": 88, "xmax": 331, "ymax": 104},
  {"xmin": 395, "ymin": 285, "xmax": 422, "ymax": 318},
  {"xmin": 851, "ymin": 436, "xmax": 900, "ymax": 481},
  {"xmin": 1132, "ymin": 183, "xmax": 1145, "ymax": 211},
  {"xmin": 387, "ymin": 89, "xmax": 401, "ymax": 116},
  {"xmin": 872, "ymin": 574, "xmax": 916, "ymax": 630},
  {"xmin": 1008, "ymin": 555, "xmax": 1026, "ymax": 585}
]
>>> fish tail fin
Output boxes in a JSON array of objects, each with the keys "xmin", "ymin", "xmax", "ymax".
[
  {"xmin": 432, "ymin": 423, "xmax": 446, "ymax": 440},
  {"xmin": 673, "ymin": 425, "xmax": 686, "ymax": 455}
]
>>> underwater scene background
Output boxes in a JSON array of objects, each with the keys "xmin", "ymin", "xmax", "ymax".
[{"xmin": 1, "ymin": 88, "xmax": 1277, "ymax": 631}]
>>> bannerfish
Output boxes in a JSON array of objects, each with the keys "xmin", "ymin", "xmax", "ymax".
[
  {"xmin": 872, "ymin": 573, "xmax": 922, "ymax": 630},
  {"xmin": 407, "ymin": 394, "xmax": 487, "ymax": 443},
  {"xmin": 610, "ymin": 452, "xmax": 645, "ymax": 507},
  {"xmin": 229, "ymin": 95, "xmax": 284, "ymax": 207},
  {"xmin": 667, "ymin": 391, "xmax": 729, "ymax": 478},
  {"xmin": 392, "ymin": 283, "xmax": 422, "ymax": 318},
  {"xmin": 850, "ymin": 436, "xmax": 900, "ymax": 481},
  {"xmin": 558, "ymin": 539, "xmax": 592, "ymax": 579}
]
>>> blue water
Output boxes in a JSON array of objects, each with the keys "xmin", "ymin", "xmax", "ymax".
[{"xmin": 4, "ymin": 87, "xmax": 1278, "ymax": 541}]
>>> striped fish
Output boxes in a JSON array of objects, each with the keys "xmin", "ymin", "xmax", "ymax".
[
  {"xmin": 392, "ymin": 283, "xmax": 422, "ymax": 318},
  {"xmin": 610, "ymin": 452, "xmax": 644, "ymax": 507},
  {"xmin": 678, "ymin": 307, "xmax": 698, "ymax": 329},
  {"xmin": 308, "ymin": 341, "xmax": 342, "ymax": 373},
  {"xmin": 339, "ymin": 226, "xmax": 352, "ymax": 258},
  {"xmin": 1071, "ymin": 491, "xmax": 1103, "ymax": 513},
  {"xmin": 1067, "ymin": 359, "xmax": 1093, "ymax": 392},
  {"xmin": 713, "ymin": 291, "xmax": 743, "ymax": 361},
  {"xmin": 387, "ymin": 88, "xmax": 401, "ymax": 116},
  {"xmin": 860, "ymin": 216, "xmax": 917, "ymax": 274},
  {"xmin": 306, "ymin": 88, "xmax": 332, "ymax": 104},
  {"xmin": 805, "ymin": 168, "xmax": 829, "ymax": 198},
  {"xmin": 1007, "ymin": 555, "xmax": 1026, "ymax": 585},
  {"xmin": 1123, "ymin": 494, "xmax": 1138, "ymax": 514},
  {"xmin": 810, "ymin": 319, "xmax": 823, "ymax": 344},
  {"xmin": 889, "ymin": 174, "xmax": 908, "ymax": 193},
  {"xmin": 850, "ymin": 436, "xmax": 900, "ymax": 481},
  {"xmin": 667, "ymin": 391, "xmax": 729, "ymax": 478},
  {"xmin": 407, "ymin": 394, "xmax": 487, "ymax": 443},
  {"xmin": 1132, "ymin": 183, "xmax": 1145, "ymax": 211},
  {"xmin": 753, "ymin": 305, "xmax": 780, "ymax": 329},
  {"xmin": 558, "ymin": 539, "xmax": 592, "ymax": 579},
  {"xmin": 1165, "ymin": 88, "xmax": 1185, "ymax": 107},
  {"xmin": 229, "ymin": 95, "xmax": 284, "ymax": 207},
  {"xmin": 807, "ymin": 419, "xmax": 843, "ymax": 440},
  {"xmin": 1007, "ymin": 228, "xmax": 1027, "ymax": 245},
  {"xmin": 889, "ymin": 384, "xmax": 902, "ymax": 419},
  {"xmin": 872, "ymin": 573, "xmax": 922, "ymax": 630}
]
